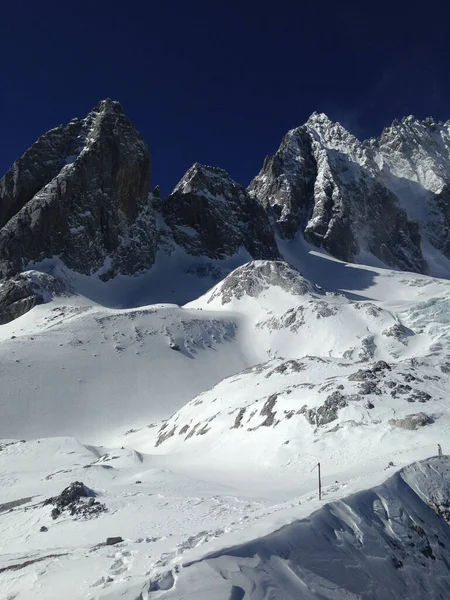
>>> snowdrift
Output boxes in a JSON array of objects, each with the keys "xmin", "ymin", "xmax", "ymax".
[{"xmin": 149, "ymin": 457, "xmax": 450, "ymax": 600}]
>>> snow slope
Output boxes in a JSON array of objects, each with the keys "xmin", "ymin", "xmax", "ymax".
[
  {"xmin": 0, "ymin": 298, "xmax": 249, "ymax": 443},
  {"xmin": 2, "ymin": 249, "xmax": 450, "ymax": 599},
  {"xmin": 125, "ymin": 259, "xmax": 450, "ymax": 495}
]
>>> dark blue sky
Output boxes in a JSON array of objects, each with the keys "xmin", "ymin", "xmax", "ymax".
[{"xmin": 1, "ymin": 0, "xmax": 449, "ymax": 195}]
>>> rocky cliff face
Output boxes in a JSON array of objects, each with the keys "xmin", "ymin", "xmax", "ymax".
[
  {"xmin": 0, "ymin": 99, "xmax": 155, "ymax": 281},
  {"xmin": 0, "ymin": 271, "xmax": 67, "ymax": 325},
  {"xmin": 249, "ymin": 112, "xmax": 450, "ymax": 274},
  {"xmin": 0, "ymin": 118, "xmax": 85, "ymax": 230},
  {"xmin": 369, "ymin": 116, "xmax": 450, "ymax": 265},
  {"xmin": 159, "ymin": 163, "xmax": 279, "ymax": 260}
]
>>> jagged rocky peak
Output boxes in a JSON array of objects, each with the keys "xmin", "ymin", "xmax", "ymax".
[
  {"xmin": 0, "ymin": 99, "xmax": 132, "ymax": 230},
  {"xmin": 362, "ymin": 116, "xmax": 450, "ymax": 267},
  {"xmin": 376, "ymin": 113, "xmax": 450, "ymax": 150},
  {"xmin": 378, "ymin": 114, "xmax": 447, "ymax": 140},
  {"xmin": 95, "ymin": 98, "xmax": 124, "ymax": 113},
  {"xmin": 248, "ymin": 112, "xmax": 375, "ymax": 240},
  {"xmin": 306, "ymin": 111, "xmax": 332, "ymax": 124},
  {"xmin": 160, "ymin": 162, "xmax": 279, "ymax": 261},
  {"xmin": 248, "ymin": 124, "xmax": 317, "ymax": 238},
  {"xmin": 203, "ymin": 260, "xmax": 322, "ymax": 305},
  {"xmin": 370, "ymin": 115, "xmax": 450, "ymax": 194},
  {"xmin": 249, "ymin": 112, "xmax": 432, "ymax": 274},
  {"xmin": 0, "ymin": 98, "xmax": 155, "ymax": 281},
  {"xmin": 171, "ymin": 162, "xmax": 237, "ymax": 196},
  {"xmin": 305, "ymin": 112, "xmax": 363, "ymax": 153}
]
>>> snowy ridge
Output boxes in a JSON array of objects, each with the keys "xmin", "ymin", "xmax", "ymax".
[
  {"xmin": 128, "ymin": 262, "xmax": 450, "ymax": 487},
  {"xmin": 154, "ymin": 457, "xmax": 450, "ymax": 600},
  {"xmin": 186, "ymin": 260, "xmax": 419, "ymax": 361}
]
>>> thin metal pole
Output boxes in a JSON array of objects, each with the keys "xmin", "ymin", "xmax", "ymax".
[
  {"xmin": 318, "ymin": 462, "xmax": 322, "ymax": 501},
  {"xmin": 311, "ymin": 461, "xmax": 322, "ymax": 501}
]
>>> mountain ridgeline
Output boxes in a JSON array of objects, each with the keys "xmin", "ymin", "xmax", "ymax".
[{"xmin": 1, "ymin": 100, "xmax": 450, "ymax": 322}]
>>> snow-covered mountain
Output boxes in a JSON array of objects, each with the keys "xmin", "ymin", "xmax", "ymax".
[
  {"xmin": 249, "ymin": 112, "xmax": 450, "ymax": 276},
  {"xmin": 2, "ymin": 102, "xmax": 450, "ymax": 325},
  {"xmin": 2, "ymin": 102, "xmax": 450, "ymax": 599},
  {"xmin": 127, "ymin": 260, "xmax": 450, "ymax": 480}
]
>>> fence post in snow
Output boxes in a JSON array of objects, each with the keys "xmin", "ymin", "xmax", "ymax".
[
  {"xmin": 438, "ymin": 444, "xmax": 442, "ymax": 456},
  {"xmin": 311, "ymin": 462, "xmax": 322, "ymax": 500}
]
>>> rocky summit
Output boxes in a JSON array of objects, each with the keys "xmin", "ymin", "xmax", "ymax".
[
  {"xmin": 0, "ymin": 100, "xmax": 154, "ymax": 281},
  {"xmin": 1, "ymin": 101, "xmax": 450, "ymax": 323},
  {"xmin": 248, "ymin": 112, "xmax": 446, "ymax": 274},
  {"xmin": 159, "ymin": 163, "xmax": 278, "ymax": 261}
]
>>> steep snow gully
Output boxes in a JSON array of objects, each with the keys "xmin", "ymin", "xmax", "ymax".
[{"xmin": 2, "ymin": 102, "xmax": 450, "ymax": 599}]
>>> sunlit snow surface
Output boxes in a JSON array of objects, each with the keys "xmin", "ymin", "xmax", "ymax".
[{"xmin": 2, "ymin": 244, "xmax": 450, "ymax": 599}]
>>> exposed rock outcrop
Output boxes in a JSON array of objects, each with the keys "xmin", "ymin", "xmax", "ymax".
[
  {"xmin": 389, "ymin": 412, "xmax": 433, "ymax": 430},
  {"xmin": 299, "ymin": 390, "xmax": 350, "ymax": 426},
  {"xmin": 204, "ymin": 260, "xmax": 322, "ymax": 305},
  {"xmin": 43, "ymin": 481, "xmax": 106, "ymax": 520},
  {"xmin": 0, "ymin": 271, "xmax": 67, "ymax": 324}
]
